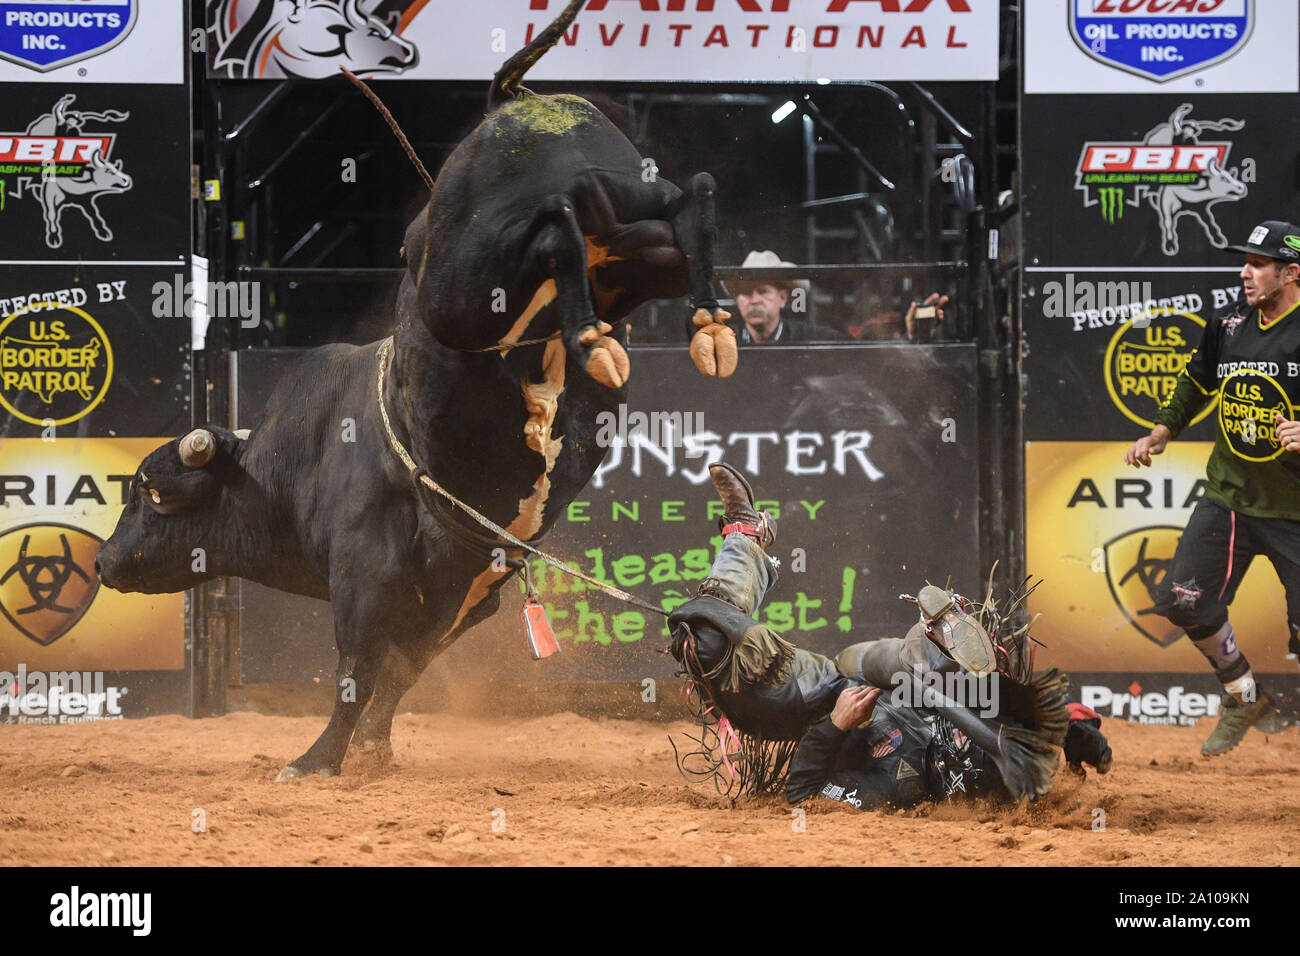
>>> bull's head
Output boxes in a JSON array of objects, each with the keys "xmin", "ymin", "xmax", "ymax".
[
  {"xmin": 96, "ymin": 426, "xmax": 247, "ymax": 594},
  {"xmin": 88, "ymin": 149, "xmax": 132, "ymax": 191},
  {"xmin": 1204, "ymin": 157, "xmax": 1247, "ymax": 199},
  {"xmin": 263, "ymin": 0, "xmax": 418, "ymax": 79}
]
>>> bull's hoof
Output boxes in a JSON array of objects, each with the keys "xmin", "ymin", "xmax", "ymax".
[
  {"xmin": 276, "ymin": 762, "xmax": 339, "ymax": 781},
  {"xmin": 690, "ymin": 322, "xmax": 737, "ymax": 378},
  {"xmin": 349, "ymin": 736, "xmax": 394, "ymax": 767},
  {"xmin": 585, "ymin": 336, "xmax": 629, "ymax": 388}
]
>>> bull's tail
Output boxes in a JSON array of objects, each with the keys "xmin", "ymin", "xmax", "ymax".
[{"xmin": 488, "ymin": 0, "xmax": 586, "ymax": 110}]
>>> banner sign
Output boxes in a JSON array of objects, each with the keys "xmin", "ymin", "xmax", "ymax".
[
  {"xmin": 1025, "ymin": 0, "xmax": 1297, "ymax": 94},
  {"xmin": 0, "ymin": 436, "xmax": 184, "ymax": 674},
  {"xmin": 1021, "ymin": 95, "xmax": 1300, "ymax": 268},
  {"xmin": 0, "ymin": 84, "xmax": 190, "ymax": 262},
  {"xmin": 0, "ymin": 265, "xmax": 191, "ymax": 439},
  {"xmin": 0, "ymin": 0, "xmax": 184, "ymax": 84},
  {"xmin": 231, "ymin": 344, "xmax": 985, "ymax": 684},
  {"xmin": 205, "ymin": 0, "xmax": 1000, "ymax": 82},
  {"xmin": 1020, "ymin": 270, "xmax": 1256, "ymax": 442},
  {"xmin": 1026, "ymin": 441, "xmax": 1294, "ymax": 675}
]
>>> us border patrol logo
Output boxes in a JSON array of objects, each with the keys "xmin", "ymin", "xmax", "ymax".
[
  {"xmin": 1069, "ymin": 0, "xmax": 1253, "ymax": 84},
  {"xmin": 0, "ymin": 1, "xmax": 137, "ymax": 73}
]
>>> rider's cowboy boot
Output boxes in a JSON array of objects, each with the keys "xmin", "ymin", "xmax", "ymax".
[
  {"xmin": 709, "ymin": 462, "xmax": 776, "ymax": 548},
  {"xmin": 915, "ymin": 585, "xmax": 997, "ymax": 678}
]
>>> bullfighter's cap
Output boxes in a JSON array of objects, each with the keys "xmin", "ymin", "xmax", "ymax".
[{"xmin": 1224, "ymin": 221, "xmax": 1300, "ymax": 261}]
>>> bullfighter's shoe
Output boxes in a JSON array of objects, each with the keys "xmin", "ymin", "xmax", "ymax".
[
  {"xmin": 1202, "ymin": 690, "xmax": 1277, "ymax": 756},
  {"xmin": 709, "ymin": 462, "xmax": 776, "ymax": 548}
]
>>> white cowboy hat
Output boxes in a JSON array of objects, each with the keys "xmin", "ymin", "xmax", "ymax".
[{"xmin": 728, "ymin": 249, "xmax": 811, "ymax": 295}]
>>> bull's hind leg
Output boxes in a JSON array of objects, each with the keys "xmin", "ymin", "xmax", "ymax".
[
  {"xmin": 524, "ymin": 194, "xmax": 629, "ymax": 388},
  {"xmin": 350, "ymin": 588, "xmax": 504, "ymax": 762},
  {"xmin": 668, "ymin": 173, "xmax": 735, "ymax": 378}
]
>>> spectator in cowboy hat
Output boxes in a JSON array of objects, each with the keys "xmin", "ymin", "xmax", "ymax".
[
  {"xmin": 731, "ymin": 250, "xmax": 950, "ymax": 344},
  {"xmin": 727, "ymin": 250, "xmax": 847, "ymax": 344}
]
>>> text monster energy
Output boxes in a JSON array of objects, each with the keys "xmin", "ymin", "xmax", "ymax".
[{"xmin": 1099, "ymin": 186, "xmax": 1125, "ymax": 223}]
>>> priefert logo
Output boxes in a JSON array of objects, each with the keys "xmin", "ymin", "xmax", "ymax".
[
  {"xmin": 1082, "ymin": 681, "xmax": 1221, "ymax": 727},
  {"xmin": 0, "ymin": 666, "xmax": 127, "ymax": 724}
]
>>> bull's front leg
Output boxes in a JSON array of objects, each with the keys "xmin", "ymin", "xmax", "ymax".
[
  {"xmin": 669, "ymin": 172, "xmax": 735, "ymax": 378},
  {"xmin": 277, "ymin": 603, "xmax": 387, "ymax": 780},
  {"xmin": 525, "ymin": 194, "xmax": 628, "ymax": 389}
]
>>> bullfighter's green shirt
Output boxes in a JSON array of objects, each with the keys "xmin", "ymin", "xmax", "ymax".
[{"xmin": 1156, "ymin": 298, "xmax": 1300, "ymax": 520}]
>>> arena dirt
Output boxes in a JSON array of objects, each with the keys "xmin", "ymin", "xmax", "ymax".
[{"xmin": 1, "ymin": 712, "xmax": 1297, "ymax": 866}]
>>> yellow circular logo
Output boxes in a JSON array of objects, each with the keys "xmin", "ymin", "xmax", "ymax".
[
  {"xmin": 0, "ymin": 302, "xmax": 114, "ymax": 426},
  {"xmin": 1103, "ymin": 309, "xmax": 1214, "ymax": 430},
  {"xmin": 1218, "ymin": 372, "xmax": 1292, "ymax": 462}
]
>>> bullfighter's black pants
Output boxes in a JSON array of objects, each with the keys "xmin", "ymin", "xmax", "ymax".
[{"xmin": 1152, "ymin": 497, "xmax": 1300, "ymax": 690}]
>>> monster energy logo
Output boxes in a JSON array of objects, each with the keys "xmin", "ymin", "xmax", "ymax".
[{"xmin": 1099, "ymin": 186, "xmax": 1125, "ymax": 223}]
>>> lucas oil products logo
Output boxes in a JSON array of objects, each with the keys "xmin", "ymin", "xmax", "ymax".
[
  {"xmin": 1075, "ymin": 103, "xmax": 1249, "ymax": 256},
  {"xmin": 0, "ymin": 93, "xmax": 132, "ymax": 249},
  {"xmin": 0, "ymin": 301, "xmax": 113, "ymax": 426},
  {"xmin": 0, "ymin": 0, "xmax": 137, "ymax": 73},
  {"xmin": 1069, "ymin": 0, "xmax": 1253, "ymax": 84}
]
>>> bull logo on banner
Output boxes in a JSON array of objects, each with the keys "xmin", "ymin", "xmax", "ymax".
[
  {"xmin": 207, "ymin": 0, "xmax": 422, "ymax": 79},
  {"xmin": 0, "ymin": 0, "xmax": 138, "ymax": 73},
  {"xmin": 0, "ymin": 94, "xmax": 133, "ymax": 250},
  {"xmin": 1069, "ymin": 0, "xmax": 1253, "ymax": 84},
  {"xmin": 0, "ymin": 524, "xmax": 102, "ymax": 647},
  {"xmin": 1075, "ymin": 103, "xmax": 1248, "ymax": 257},
  {"xmin": 1103, "ymin": 524, "xmax": 1184, "ymax": 647}
]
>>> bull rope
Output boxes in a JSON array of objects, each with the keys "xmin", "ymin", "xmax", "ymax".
[
  {"xmin": 376, "ymin": 338, "xmax": 668, "ymax": 618},
  {"xmin": 341, "ymin": 67, "xmax": 435, "ymax": 193}
]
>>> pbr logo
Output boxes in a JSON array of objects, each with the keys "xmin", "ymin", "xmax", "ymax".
[
  {"xmin": 0, "ymin": 523, "xmax": 102, "ymax": 647},
  {"xmin": 1103, "ymin": 524, "xmax": 1184, "ymax": 646},
  {"xmin": 1075, "ymin": 103, "xmax": 1249, "ymax": 256},
  {"xmin": 0, "ymin": 93, "xmax": 132, "ymax": 249},
  {"xmin": 0, "ymin": 0, "xmax": 137, "ymax": 73},
  {"xmin": 208, "ymin": 0, "xmax": 421, "ymax": 79},
  {"xmin": 1069, "ymin": 0, "xmax": 1253, "ymax": 84}
]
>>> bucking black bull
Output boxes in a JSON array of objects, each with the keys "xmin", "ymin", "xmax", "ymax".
[{"xmin": 95, "ymin": 0, "xmax": 736, "ymax": 779}]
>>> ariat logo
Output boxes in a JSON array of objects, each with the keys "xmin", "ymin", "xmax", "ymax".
[
  {"xmin": 1103, "ymin": 525, "xmax": 1184, "ymax": 647},
  {"xmin": 1103, "ymin": 311, "xmax": 1211, "ymax": 430},
  {"xmin": 0, "ymin": 523, "xmax": 102, "ymax": 646},
  {"xmin": 0, "ymin": 303, "xmax": 113, "ymax": 426}
]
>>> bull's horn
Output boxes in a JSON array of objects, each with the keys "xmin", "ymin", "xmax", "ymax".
[
  {"xmin": 179, "ymin": 429, "xmax": 216, "ymax": 467},
  {"xmin": 233, "ymin": 428, "xmax": 251, "ymax": 440}
]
